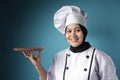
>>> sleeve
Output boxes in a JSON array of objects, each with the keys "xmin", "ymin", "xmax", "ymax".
[
  {"xmin": 46, "ymin": 55, "xmax": 57, "ymax": 80},
  {"xmin": 38, "ymin": 68, "xmax": 55, "ymax": 80},
  {"xmin": 99, "ymin": 56, "xmax": 118, "ymax": 80}
]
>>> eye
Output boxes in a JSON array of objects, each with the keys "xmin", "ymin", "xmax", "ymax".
[
  {"xmin": 76, "ymin": 29, "xmax": 81, "ymax": 32},
  {"xmin": 66, "ymin": 29, "xmax": 71, "ymax": 33}
]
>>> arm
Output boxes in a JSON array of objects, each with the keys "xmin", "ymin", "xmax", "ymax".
[
  {"xmin": 99, "ymin": 56, "xmax": 118, "ymax": 80},
  {"xmin": 22, "ymin": 50, "xmax": 47, "ymax": 80}
]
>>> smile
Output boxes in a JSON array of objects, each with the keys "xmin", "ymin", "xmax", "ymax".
[{"xmin": 70, "ymin": 38, "xmax": 79, "ymax": 42}]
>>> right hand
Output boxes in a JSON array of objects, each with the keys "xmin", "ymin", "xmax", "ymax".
[{"xmin": 22, "ymin": 50, "xmax": 41, "ymax": 66}]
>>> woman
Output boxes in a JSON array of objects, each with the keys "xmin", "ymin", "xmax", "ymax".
[{"xmin": 22, "ymin": 6, "xmax": 118, "ymax": 80}]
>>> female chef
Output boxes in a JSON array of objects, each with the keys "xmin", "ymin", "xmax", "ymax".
[{"xmin": 22, "ymin": 6, "xmax": 118, "ymax": 80}]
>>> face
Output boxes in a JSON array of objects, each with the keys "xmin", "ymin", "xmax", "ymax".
[{"xmin": 65, "ymin": 23, "xmax": 84, "ymax": 47}]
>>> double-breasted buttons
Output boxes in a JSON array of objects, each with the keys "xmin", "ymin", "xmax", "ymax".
[
  {"xmin": 84, "ymin": 55, "xmax": 89, "ymax": 72},
  {"xmin": 84, "ymin": 68, "xmax": 87, "ymax": 71},
  {"xmin": 66, "ymin": 67, "xmax": 69, "ymax": 70},
  {"xmin": 83, "ymin": 55, "xmax": 89, "ymax": 72},
  {"xmin": 86, "ymin": 55, "xmax": 89, "ymax": 59}
]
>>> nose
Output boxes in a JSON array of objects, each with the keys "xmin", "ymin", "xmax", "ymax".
[{"xmin": 71, "ymin": 31, "xmax": 76, "ymax": 36}]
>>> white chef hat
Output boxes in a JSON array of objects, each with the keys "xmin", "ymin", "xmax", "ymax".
[{"xmin": 54, "ymin": 6, "xmax": 88, "ymax": 34}]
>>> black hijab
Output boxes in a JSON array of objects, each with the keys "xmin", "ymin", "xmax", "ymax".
[{"xmin": 65, "ymin": 24, "xmax": 91, "ymax": 53}]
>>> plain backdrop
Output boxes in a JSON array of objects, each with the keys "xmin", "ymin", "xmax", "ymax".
[{"xmin": 1, "ymin": 0, "xmax": 120, "ymax": 80}]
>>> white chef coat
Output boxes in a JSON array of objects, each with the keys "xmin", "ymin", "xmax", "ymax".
[{"xmin": 46, "ymin": 47, "xmax": 118, "ymax": 80}]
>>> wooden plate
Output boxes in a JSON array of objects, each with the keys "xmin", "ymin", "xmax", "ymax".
[{"xmin": 13, "ymin": 48, "xmax": 43, "ymax": 52}]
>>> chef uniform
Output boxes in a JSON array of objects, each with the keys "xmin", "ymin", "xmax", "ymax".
[{"xmin": 46, "ymin": 6, "xmax": 118, "ymax": 80}]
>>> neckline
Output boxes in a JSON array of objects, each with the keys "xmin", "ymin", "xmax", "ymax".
[{"xmin": 70, "ymin": 42, "xmax": 91, "ymax": 53}]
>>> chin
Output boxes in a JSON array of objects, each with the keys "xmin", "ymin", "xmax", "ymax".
[
  {"xmin": 71, "ymin": 44, "xmax": 80, "ymax": 47},
  {"xmin": 70, "ymin": 42, "xmax": 82, "ymax": 47}
]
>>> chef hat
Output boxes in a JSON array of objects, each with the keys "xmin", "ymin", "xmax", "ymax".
[{"xmin": 54, "ymin": 6, "xmax": 88, "ymax": 34}]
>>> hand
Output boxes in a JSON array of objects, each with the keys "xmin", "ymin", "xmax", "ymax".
[
  {"xmin": 22, "ymin": 50, "xmax": 41, "ymax": 66},
  {"xmin": 21, "ymin": 49, "xmax": 47, "ymax": 80}
]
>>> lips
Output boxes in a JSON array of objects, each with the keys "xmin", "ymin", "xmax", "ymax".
[{"xmin": 69, "ymin": 37, "xmax": 79, "ymax": 42}]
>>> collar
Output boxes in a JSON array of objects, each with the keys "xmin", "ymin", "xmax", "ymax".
[{"xmin": 70, "ymin": 42, "xmax": 91, "ymax": 53}]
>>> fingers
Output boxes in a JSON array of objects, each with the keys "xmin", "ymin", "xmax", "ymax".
[
  {"xmin": 36, "ymin": 52, "xmax": 40, "ymax": 61},
  {"xmin": 37, "ymin": 50, "xmax": 41, "ymax": 57},
  {"xmin": 22, "ymin": 50, "xmax": 41, "ymax": 61},
  {"xmin": 22, "ymin": 50, "xmax": 32, "ymax": 58},
  {"xmin": 22, "ymin": 51, "xmax": 27, "ymax": 58},
  {"xmin": 28, "ymin": 50, "xmax": 33, "ymax": 56}
]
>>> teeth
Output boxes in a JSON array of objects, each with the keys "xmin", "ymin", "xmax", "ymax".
[{"xmin": 70, "ymin": 38, "xmax": 78, "ymax": 42}]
